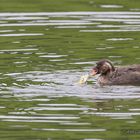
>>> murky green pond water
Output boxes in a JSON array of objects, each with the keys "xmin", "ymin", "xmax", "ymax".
[{"xmin": 0, "ymin": 1, "xmax": 140, "ymax": 140}]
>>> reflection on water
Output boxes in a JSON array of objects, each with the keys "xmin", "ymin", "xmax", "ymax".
[{"xmin": 0, "ymin": 11, "xmax": 140, "ymax": 140}]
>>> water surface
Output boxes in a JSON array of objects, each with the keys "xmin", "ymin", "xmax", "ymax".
[{"xmin": 0, "ymin": 11, "xmax": 140, "ymax": 140}]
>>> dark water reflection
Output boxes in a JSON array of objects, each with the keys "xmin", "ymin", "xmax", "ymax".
[{"xmin": 0, "ymin": 12, "xmax": 140, "ymax": 139}]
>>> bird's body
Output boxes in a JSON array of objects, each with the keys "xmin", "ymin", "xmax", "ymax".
[{"xmin": 90, "ymin": 60, "xmax": 140, "ymax": 86}]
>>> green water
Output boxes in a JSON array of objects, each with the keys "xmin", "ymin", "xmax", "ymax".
[
  {"xmin": 0, "ymin": 0, "xmax": 140, "ymax": 140},
  {"xmin": 0, "ymin": 0, "xmax": 140, "ymax": 12}
]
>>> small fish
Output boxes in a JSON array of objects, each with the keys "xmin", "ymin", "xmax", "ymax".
[{"xmin": 78, "ymin": 74, "xmax": 90, "ymax": 84}]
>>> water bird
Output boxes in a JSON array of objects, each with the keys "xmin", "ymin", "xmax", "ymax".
[{"xmin": 90, "ymin": 59, "xmax": 140, "ymax": 86}]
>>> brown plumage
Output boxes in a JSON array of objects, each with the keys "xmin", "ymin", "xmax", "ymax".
[{"xmin": 90, "ymin": 59, "xmax": 140, "ymax": 86}]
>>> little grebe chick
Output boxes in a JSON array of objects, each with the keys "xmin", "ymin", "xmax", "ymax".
[{"xmin": 90, "ymin": 59, "xmax": 140, "ymax": 86}]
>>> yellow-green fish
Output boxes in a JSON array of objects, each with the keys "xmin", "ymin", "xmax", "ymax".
[{"xmin": 78, "ymin": 74, "xmax": 90, "ymax": 84}]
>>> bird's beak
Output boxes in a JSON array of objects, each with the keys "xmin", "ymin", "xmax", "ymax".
[{"xmin": 89, "ymin": 67, "xmax": 98, "ymax": 76}]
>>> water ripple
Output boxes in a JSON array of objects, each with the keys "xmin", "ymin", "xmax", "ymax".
[
  {"xmin": 33, "ymin": 128, "xmax": 106, "ymax": 132},
  {"xmin": 2, "ymin": 70, "xmax": 140, "ymax": 99},
  {"xmin": 0, "ymin": 33, "xmax": 43, "ymax": 36}
]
